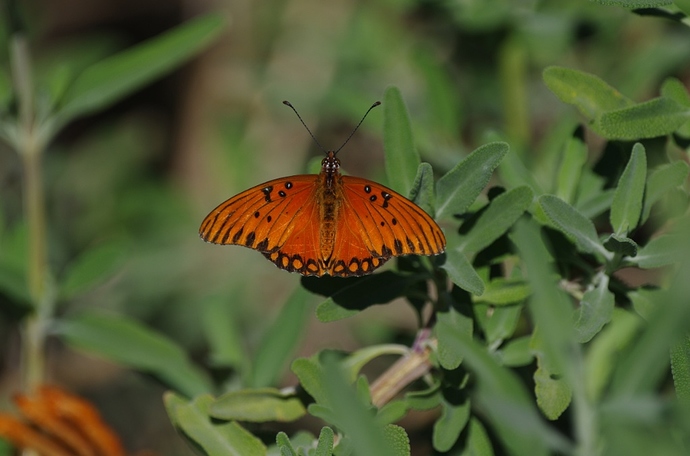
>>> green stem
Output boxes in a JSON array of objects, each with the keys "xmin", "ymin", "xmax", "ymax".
[{"xmin": 11, "ymin": 34, "xmax": 51, "ymax": 393}]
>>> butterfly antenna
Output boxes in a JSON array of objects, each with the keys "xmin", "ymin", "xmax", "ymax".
[
  {"xmin": 283, "ymin": 100, "xmax": 327, "ymax": 153},
  {"xmin": 335, "ymin": 101, "xmax": 381, "ymax": 154}
]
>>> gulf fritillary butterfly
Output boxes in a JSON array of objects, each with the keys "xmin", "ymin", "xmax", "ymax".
[{"xmin": 199, "ymin": 101, "xmax": 446, "ymax": 277}]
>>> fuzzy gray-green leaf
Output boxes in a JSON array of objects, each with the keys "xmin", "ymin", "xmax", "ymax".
[
  {"xmin": 597, "ymin": 97, "xmax": 690, "ymax": 140},
  {"xmin": 539, "ymin": 195, "xmax": 609, "ymax": 259},
  {"xmin": 542, "ymin": 66, "xmax": 632, "ymax": 119},
  {"xmin": 457, "ymin": 186, "xmax": 533, "ymax": 255},
  {"xmin": 610, "ymin": 143, "xmax": 647, "ymax": 235},
  {"xmin": 436, "ymin": 142, "xmax": 508, "ymax": 220},
  {"xmin": 384, "ymin": 86, "xmax": 420, "ymax": 196}
]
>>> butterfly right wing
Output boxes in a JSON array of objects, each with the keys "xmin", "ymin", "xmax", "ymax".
[{"xmin": 199, "ymin": 175, "xmax": 327, "ymax": 275}]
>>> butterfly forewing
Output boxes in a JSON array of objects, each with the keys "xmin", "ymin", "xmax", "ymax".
[
  {"xmin": 337, "ymin": 176, "xmax": 445, "ymax": 260},
  {"xmin": 200, "ymin": 176, "xmax": 315, "ymax": 249}
]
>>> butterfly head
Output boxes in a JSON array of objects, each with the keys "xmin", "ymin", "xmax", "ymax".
[{"xmin": 322, "ymin": 151, "xmax": 341, "ymax": 174}]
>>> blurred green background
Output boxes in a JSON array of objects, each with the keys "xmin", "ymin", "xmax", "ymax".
[{"xmin": 1, "ymin": 0, "xmax": 689, "ymax": 454}]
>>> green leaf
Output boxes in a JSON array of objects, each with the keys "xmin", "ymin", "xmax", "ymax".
[
  {"xmin": 671, "ymin": 335, "xmax": 690, "ymax": 401},
  {"xmin": 436, "ymin": 297, "xmax": 474, "ymax": 370},
  {"xmin": 53, "ymin": 14, "xmax": 225, "ymax": 130},
  {"xmin": 203, "ymin": 297, "xmax": 247, "ymax": 371},
  {"xmin": 603, "ymin": 233, "xmax": 638, "ymax": 257},
  {"xmin": 436, "ymin": 142, "xmax": 509, "ymax": 220},
  {"xmin": 408, "ymin": 162, "xmax": 436, "ymax": 215},
  {"xmin": 542, "ymin": 66, "xmax": 632, "ymax": 119},
  {"xmin": 312, "ymin": 272, "xmax": 410, "ymax": 322},
  {"xmin": 404, "ymin": 382, "xmax": 442, "ymax": 411},
  {"xmin": 661, "ymin": 77, "xmax": 690, "ymax": 107},
  {"xmin": 635, "ymin": 234, "xmax": 685, "ymax": 269},
  {"xmin": 251, "ymin": 287, "xmax": 312, "ymax": 387},
  {"xmin": 475, "ymin": 303, "xmax": 523, "ymax": 346},
  {"xmin": 320, "ymin": 355, "xmax": 397, "ymax": 456},
  {"xmin": 458, "ymin": 186, "xmax": 533, "ymax": 255},
  {"xmin": 209, "ymin": 388, "xmax": 306, "ymax": 422},
  {"xmin": 342, "ymin": 344, "xmax": 408, "ymax": 383},
  {"xmin": 539, "ymin": 195, "xmax": 609, "ymax": 259},
  {"xmin": 375, "ymin": 400, "xmax": 409, "ymax": 426},
  {"xmin": 533, "ymin": 352, "xmax": 572, "ymax": 421},
  {"xmin": 59, "ymin": 240, "xmax": 127, "ymax": 299},
  {"xmin": 476, "ymin": 278, "xmax": 530, "ymax": 306},
  {"xmin": 512, "ymin": 219, "xmax": 577, "ymax": 381},
  {"xmin": 610, "ymin": 143, "xmax": 647, "ymax": 235},
  {"xmin": 611, "ymin": 242, "xmax": 690, "ymax": 396},
  {"xmin": 315, "ymin": 427, "xmax": 335, "ymax": 456},
  {"xmin": 597, "ymin": 97, "xmax": 690, "ymax": 140},
  {"xmin": 292, "ymin": 353, "xmax": 330, "ymax": 407},
  {"xmin": 499, "ymin": 336, "xmax": 534, "ymax": 367},
  {"xmin": 441, "ymin": 249, "xmax": 485, "ymax": 296},
  {"xmin": 589, "ymin": 0, "xmax": 674, "ymax": 7},
  {"xmin": 574, "ymin": 273, "xmax": 615, "ymax": 343},
  {"xmin": 276, "ymin": 432, "xmax": 298, "ymax": 456},
  {"xmin": 642, "ymin": 161, "xmax": 690, "ymax": 223},
  {"xmin": 555, "ymin": 128, "xmax": 588, "ymax": 204},
  {"xmin": 585, "ymin": 309, "xmax": 642, "ymax": 401},
  {"xmin": 383, "ymin": 86, "xmax": 420, "ymax": 196},
  {"xmin": 434, "ymin": 322, "xmax": 566, "ymax": 456},
  {"xmin": 432, "ymin": 394, "xmax": 471, "ymax": 452},
  {"xmin": 464, "ymin": 418, "xmax": 495, "ymax": 456},
  {"xmin": 577, "ymin": 189, "xmax": 616, "ymax": 220},
  {"xmin": 164, "ymin": 393, "xmax": 266, "ymax": 455},
  {"xmin": 57, "ymin": 312, "xmax": 212, "ymax": 397},
  {"xmin": 382, "ymin": 424, "xmax": 411, "ymax": 456}
]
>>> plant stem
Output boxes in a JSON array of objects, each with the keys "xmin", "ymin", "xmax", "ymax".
[{"xmin": 11, "ymin": 34, "xmax": 50, "ymax": 394}]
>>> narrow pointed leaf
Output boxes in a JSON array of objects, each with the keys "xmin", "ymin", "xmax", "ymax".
[
  {"xmin": 597, "ymin": 97, "xmax": 690, "ymax": 140},
  {"xmin": 408, "ymin": 162, "xmax": 436, "ymax": 215},
  {"xmin": 555, "ymin": 128, "xmax": 588, "ymax": 204},
  {"xmin": 436, "ymin": 142, "xmax": 509, "ymax": 220},
  {"xmin": 210, "ymin": 388, "xmax": 306, "ymax": 422},
  {"xmin": 610, "ymin": 143, "xmax": 647, "ymax": 235},
  {"xmin": 635, "ymin": 234, "xmax": 685, "ymax": 269},
  {"xmin": 457, "ymin": 186, "xmax": 533, "ymax": 254},
  {"xmin": 441, "ymin": 249, "xmax": 485, "ymax": 295},
  {"xmin": 251, "ymin": 287, "xmax": 312, "ymax": 387},
  {"xmin": 539, "ymin": 195, "xmax": 609, "ymax": 258},
  {"xmin": 476, "ymin": 278, "xmax": 530, "ymax": 306},
  {"xmin": 384, "ymin": 86, "xmax": 420, "ymax": 196},
  {"xmin": 542, "ymin": 66, "xmax": 632, "ymax": 119},
  {"xmin": 54, "ymin": 14, "xmax": 224, "ymax": 129},
  {"xmin": 59, "ymin": 240, "xmax": 127, "ymax": 299},
  {"xmin": 164, "ymin": 393, "xmax": 266, "ymax": 455},
  {"xmin": 315, "ymin": 427, "xmax": 335, "ymax": 456},
  {"xmin": 512, "ymin": 219, "xmax": 577, "ymax": 381},
  {"xmin": 57, "ymin": 312, "xmax": 212, "ymax": 396}
]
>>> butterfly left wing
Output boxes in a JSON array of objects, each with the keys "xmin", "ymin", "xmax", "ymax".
[
  {"xmin": 325, "ymin": 176, "xmax": 446, "ymax": 277},
  {"xmin": 200, "ymin": 175, "xmax": 329, "ymax": 275}
]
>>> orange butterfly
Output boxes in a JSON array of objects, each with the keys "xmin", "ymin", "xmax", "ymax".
[{"xmin": 199, "ymin": 101, "xmax": 446, "ymax": 277}]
